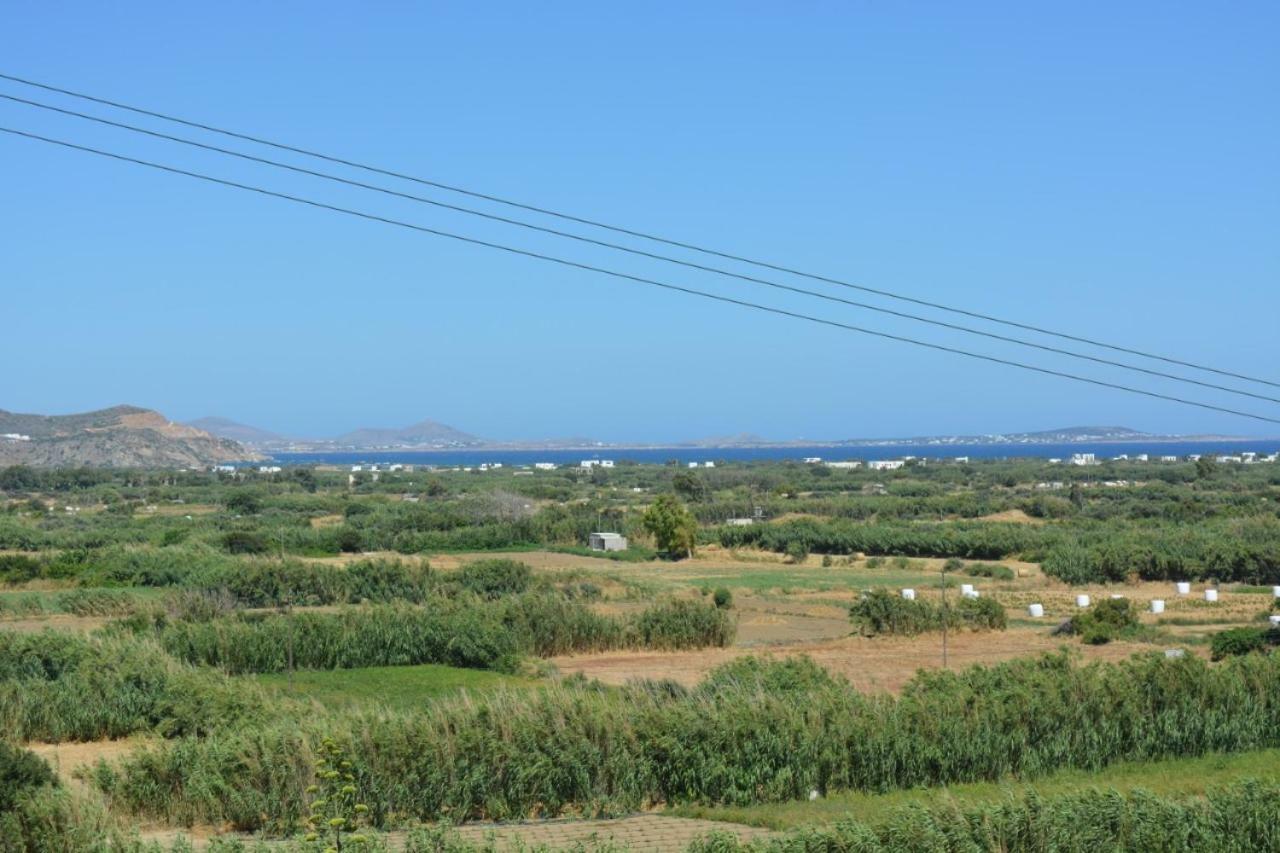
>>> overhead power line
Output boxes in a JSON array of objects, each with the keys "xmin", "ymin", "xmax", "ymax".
[
  {"xmin": 3, "ymin": 124, "xmax": 1278, "ymax": 427},
  {"xmin": 5, "ymin": 90, "xmax": 1278, "ymax": 408},
  {"xmin": 2, "ymin": 70, "xmax": 1274, "ymax": 391}
]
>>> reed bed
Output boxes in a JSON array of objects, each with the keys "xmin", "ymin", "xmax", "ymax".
[{"xmin": 93, "ymin": 650, "xmax": 1280, "ymax": 831}]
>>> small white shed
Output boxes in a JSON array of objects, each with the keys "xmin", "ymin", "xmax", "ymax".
[{"xmin": 589, "ymin": 532, "xmax": 628, "ymax": 552}]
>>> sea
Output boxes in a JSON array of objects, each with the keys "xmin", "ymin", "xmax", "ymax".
[{"xmin": 268, "ymin": 440, "xmax": 1280, "ymax": 468}]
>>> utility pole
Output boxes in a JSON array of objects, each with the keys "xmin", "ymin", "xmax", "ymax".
[
  {"xmin": 278, "ymin": 527, "xmax": 294, "ymax": 688},
  {"xmin": 941, "ymin": 562, "xmax": 949, "ymax": 669}
]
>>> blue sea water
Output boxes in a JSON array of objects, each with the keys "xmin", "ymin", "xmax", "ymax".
[{"xmin": 269, "ymin": 440, "xmax": 1280, "ymax": 468}]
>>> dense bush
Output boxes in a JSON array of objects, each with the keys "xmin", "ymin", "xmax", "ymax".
[
  {"xmin": 631, "ymin": 599, "xmax": 736, "ymax": 650},
  {"xmin": 0, "ymin": 742, "xmax": 57, "ymax": 812},
  {"xmin": 151, "ymin": 603, "xmax": 523, "ymax": 675},
  {"xmin": 456, "ymin": 559, "xmax": 532, "ymax": 599},
  {"xmin": 0, "ymin": 553, "xmax": 41, "ymax": 585},
  {"xmin": 500, "ymin": 592, "xmax": 624, "ymax": 656},
  {"xmin": 964, "ymin": 561, "xmax": 1015, "ymax": 580},
  {"xmin": 1042, "ymin": 519, "xmax": 1280, "ymax": 585},
  {"xmin": 185, "ymin": 558, "xmax": 435, "ymax": 607},
  {"xmin": 93, "ymin": 651, "xmax": 1280, "ymax": 830},
  {"xmin": 1211, "ymin": 626, "xmax": 1280, "ymax": 661},
  {"xmin": 223, "ymin": 530, "xmax": 269, "ymax": 555},
  {"xmin": 849, "ymin": 589, "xmax": 1006, "ymax": 636},
  {"xmin": 718, "ymin": 518, "xmax": 1041, "ymax": 561},
  {"xmin": 0, "ymin": 631, "xmax": 260, "ymax": 742},
  {"xmin": 1063, "ymin": 597, "xmax": 1140, "ymax": 645}
]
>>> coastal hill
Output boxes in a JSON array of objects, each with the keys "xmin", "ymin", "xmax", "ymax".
[
  {"xmin": 0, "ymin": 405, "xmax": 259, "ymax": 468},
  {"xmin": 186, "ymin": 416, "xmax": 288, "ymax": 447}
]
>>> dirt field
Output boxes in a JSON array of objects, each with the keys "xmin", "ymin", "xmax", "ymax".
[
  {"xmin": 550, "ymin": 630, "xmax": 1154, "ymax": 694},
  {"xmin": 28, "ymin": 737, "xmax": 156, "ymax": 791}
]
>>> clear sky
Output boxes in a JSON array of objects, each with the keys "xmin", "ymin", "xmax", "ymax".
[{"xmin": 2, "ymin": 2, "xmax": 1277, "ymax": 442}]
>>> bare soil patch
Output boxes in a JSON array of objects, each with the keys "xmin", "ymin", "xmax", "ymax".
[
  {"xmin": 551, "ymin": 630, "xmax": 1158, "ymax": 694},
  {"xmin": 0, "ymin": 614, "xmax": 111, "ymax": 633}
]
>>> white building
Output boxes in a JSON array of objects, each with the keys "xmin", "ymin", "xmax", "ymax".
[
  {"xmin": 589, "ymin": 532, "xmax": 627, "ymax": 551},
  {"xmin": 1161, "ymin": 455, "xmax": 1179, "ymax": 462},
  {"xmin": 802, "ymin": 457, "xmax": 822, "ymax": 464},
  {"xmin": 257, "ymin": 466, "xmax": 282, "ymax": 473},
  {"xmin": 1, "ymin": 433, "xmax": 31, "ymax": 442},
  {"xmin": 867, "ymin": 460, "xmax": 904, "ymax": 471},
  {"xmin": 825, "ymin": 461, "xmax": 862, "ymax": 469},
  {"xmin": 726, "ymin": 518, "xmax": 755, "ymax": 526},
  {"xmin": 580, "ymin": 459, "xmax": 615, "ymax": 469},
  {"xmin": 1069, "ymin": 453, "xmax": 1098, "ymax": 466},
  {"xmin": 534, "ymin": 462, "xmax": 557, "ymax": 470}
]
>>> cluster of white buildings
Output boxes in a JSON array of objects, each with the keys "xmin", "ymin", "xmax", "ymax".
[
  {"xmin": 687, "ymin": 461, "xmax": 716, "ymax": 468},
  {"xmin": 580, "ymin": 459, "xmax": 615, "ymax": 469},
  {"xmin": 1, "ymin": 433, "xmax": 31, "ymax": 442},
  {"xmin": 1059, "ymin": 451, "xmax": 1278, "ymax": 467}
]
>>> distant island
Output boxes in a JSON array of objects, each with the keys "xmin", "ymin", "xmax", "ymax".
[{"xmin": 187, "ymin": 416, "xmax": 1253, "ymax": 453}]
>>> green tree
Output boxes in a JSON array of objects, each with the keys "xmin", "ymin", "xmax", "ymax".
[
  {"xmin": 641, "ymin": 494, "xmax": 698, "ymax": 559},
  {"xmin": 1196, "ymin": 454, "xmax": 1218, "ymax": 480},
  {"xmin": 225, "ymin": 491, "xmax": 262, "ymax": 515},
  {"xmin": 672, "ymin": 471, "xmax": 706, "ymax": 502}
]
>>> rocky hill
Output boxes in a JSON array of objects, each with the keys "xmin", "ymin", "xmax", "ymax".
[{"xmin": 0, "ymin": 405, "xmax": 260, "ymax": 468}]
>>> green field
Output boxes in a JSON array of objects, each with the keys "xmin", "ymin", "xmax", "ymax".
[
  {"xmin": 672, "ymin": 749, "xmax": 1280, "ymax": 829},
  {"xmin": 251, "ymin": 663, "xmax": 540, "ymax": 712}
]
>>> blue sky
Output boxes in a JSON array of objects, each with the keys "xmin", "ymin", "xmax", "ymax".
[{"xmin": 2, "ymin": 3, "xmax": 1277, "ymax": 442}]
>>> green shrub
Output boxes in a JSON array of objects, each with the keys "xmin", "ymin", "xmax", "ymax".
[
  {"xmin": 850, "ymin": 589, "xmax": 1006, "ymax": 636},
  {"xmin": 152, "ymin": 603, "xmax": 522, "ymax": 675},
  {"xmin": 501, "ymin": 592, "xmax": 624, "ymax": 656},
  {"xmin": 0, "ymin": 553, "xmax": 41, "ymax": 585},
  {"xmin": 224, "ymin": 492, "xmax": 262, "ymax": 515},
  {"xmin": 1211, "ymin": 627, "xmax": 1280, "ymax": 661},
  {"xmin": 1067, "ymin": 597, "xmax": 1139, "ymax": 645},
  {"xmin": 347, "ymin": 559, "xmax": 435, "ymax": 604},
  {"xmin": 965, "ymin": 562, "xmax": 1015, "ymax": 580},
  {"xmin": 712, "ymin": 587, "xmax": 733, "ymax": 609},
  {"xmin": 223, "ymin": 530, "xmax": 268, "ymax": 555},
  {"xmin": 334, "ymin": 526, "xmax": 364, "ymax": 554},
  {"xmin": 0, "ymin": 742, "xmax": 57, "ymax": 812},
  {"xmin": 0, "ymin": 631, "xmax": 261, "ymax": 742},
  {"xmin": 456, "ymin": 559, "xmax": 532, "ymax": 599},
  {"xmin": 630, "ymin": 599, "xmax": 735, "ymax": 650}
]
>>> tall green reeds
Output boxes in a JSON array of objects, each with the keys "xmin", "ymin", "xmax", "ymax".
[{"xmin": 94, "ymin": 651, "xmax": 1280, "ymax": 831}]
